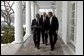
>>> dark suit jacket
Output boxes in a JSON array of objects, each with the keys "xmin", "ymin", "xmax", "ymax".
[
  {"xmin": 40, "ymin": 15, "xmax": 49, "ymax": 31},
  {"xmin": 49, "ymin": 16, "xmax": 59, "ymax": 34},
  {"xmin": 31, "ymin": 19, "xmax": 41, "ymax": 34}
]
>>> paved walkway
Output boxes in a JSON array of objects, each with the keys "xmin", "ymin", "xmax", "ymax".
[{"xmin": 1, "ymin": 35, "xmax": 73, "ymax": 55}]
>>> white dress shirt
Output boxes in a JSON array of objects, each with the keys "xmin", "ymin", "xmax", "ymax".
[
  {"xmin": 43, "ymin": 16, "xmax": 46, "ymax": 22},
  {"xmin": 50, "ymin": 17, "xmax": 52, "ymax": 25},
  {"xmin": 36, "ymin": 18, "xmax": 39, "ymax": 24}
]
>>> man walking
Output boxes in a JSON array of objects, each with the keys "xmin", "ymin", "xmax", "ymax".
[
  {"xmin": 48, "ymin": 12, "xmax": 59, "ymax": 51},
  {"xmin": 40, "ymin": 12, "xmax": 49, "ymax": 45},
  {"xmin": 31, "ymin": 13, "xmax": 41, "ymax": 49}
]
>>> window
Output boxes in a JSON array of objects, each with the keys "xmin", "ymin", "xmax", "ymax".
[{"xmin": 70, "ymin": 2, "xmax": 77, "ymax": 46}]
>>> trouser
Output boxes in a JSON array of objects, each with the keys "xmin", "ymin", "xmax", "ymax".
[
  {"xmin": 33, "ymin": 33, "xmax": 40, "ymax": 48},
  {"xmin": 44, "ymin": 30, "xmax": 48, "ymax": 45},
  {"xmin": 49, "ymin": 32, "xmax": 57, "ymax": 49},
  {"xmin": 42, "ymin": 29, "xmax": 48, "ymax": 44},
  {"xmin": 42, "ymin": 29, "xmax": 45, "ymax": 44}
]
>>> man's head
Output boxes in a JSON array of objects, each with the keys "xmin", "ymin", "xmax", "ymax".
[
  {"xmin": 43, "ymin": 12, "xmax": 46, "ymax": 17},
  {"xmin": 48, "ymin": 12, "xmax": 53, "ymax": 17},
  {"xmin": 36, "ymin": 13, "xmax": 40, "ymax": 20}
]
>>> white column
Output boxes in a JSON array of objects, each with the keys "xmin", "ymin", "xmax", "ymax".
[
  {"xmin": 24, "ymin": 1, "xmax": 31, "ymax": 41},
  {"xmin": 62, "ymin": 1, "xmax": 68, "ymax": 44},
  {"xmin": 35, "ymin": 5, "xmax": 37, "ymax": 15},
  {"xmin": 52, "ymin": 8, "xmax": 55, "ymax": 15},
  {"xmin": 36, "ymin": 5, "xmax": 40, "ymax": 14},
  {"xmin": 13, "ymin": 1, "xmax": 23, "ymax": 43},
  {"xmin": 55, "ymin": 2, "xmax": 57, "ymax": 16},
  {"xmin": 34, "ymin": 3, "xmax": 39, "ymax": 16},
  {"xmin": 76, "ymin": 1, "xmax": 83, "ymax": 55},
  {"xmin": 26, "ymin": 1, "xmax": 31, "ymax": 35},
  {"xmin": 31, "ymin": 1, "xmax": 35, "ymax": 22},
  {"xmin": 33, "ymin": 3, "xmax": 35, "ymax": 18},
  {"xmin": 35, "ymin": 4, "xmax": 40, "ymax": 17}
]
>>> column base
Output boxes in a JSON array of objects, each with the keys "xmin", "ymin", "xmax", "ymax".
[
  {"xmin": 23, "ymin": 33, "xmax": 31, "ymax": 42},
  {"xmin": 11, "ymin": 41, "xmax": 23, "ymax": 44}
]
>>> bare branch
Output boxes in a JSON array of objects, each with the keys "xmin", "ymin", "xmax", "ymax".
[
  {"xmin": 9, "ymin": 12, "xmax": 14, "ymax": 15},
  {"xmin": 1, "ymin": 1, "xmax": 14, "ymax": 26},
  {"xmin": 1, "ymin": 14, "xmax": 5, "ymax": 19},
  {"xmin": 10, "ymin": 1, "xmax": 14, "ymax": 8},
  {"xmin": 1, "ymin": 9, "xmax": 7, "ymax": 16},
  {"xmin": 8, "ymin": 1, "xmax": 14, "ymax": 13}
]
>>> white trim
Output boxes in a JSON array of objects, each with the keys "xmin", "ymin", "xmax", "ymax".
[
  {"xmin": 67, "ymin": 44, "xmax": 75, "ymax": 55},
  {"xmin": 70, "ymin": 40, "xmax": 76, "ymax": 47},
  {"xmin": 23, "ymin": 34, "xmax": 31, "ymax": 42}
]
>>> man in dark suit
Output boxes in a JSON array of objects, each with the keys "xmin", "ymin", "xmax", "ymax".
[
  {"xmin": 31, "ymin": 13, "xmax": 41, "ymax": 49},
  {"xmin": 40, "ymin": 12, "xmax": 49, "ymax": 45},
  {"xmin": 40, "ymin": 15, "xmax": 45, "ymax": 44},
  {"xmin": 48, "ymin": 12, "xmax": 59, "ymax": 51}
]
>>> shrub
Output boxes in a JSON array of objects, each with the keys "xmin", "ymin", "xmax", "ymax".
[
  {"xmin": 1, "ymin": 25, "xmax": 14, "ymax": 44},
  {"xmin": 1, "ymin": 25, "xmax": 26, "ymax": 44},
  {"xmin": 1, "ymin": 31, "xmax": 14, "ymax": 44}
]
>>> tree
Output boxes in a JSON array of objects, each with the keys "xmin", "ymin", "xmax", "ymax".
[
  {"xmin": 1, "ymin": 1, "xmax": 14, "ymax": 28},
  {"xmin": 1, "ymin": 1, "xmax": 26, "ymax": 43},
  {"xmin": 1, "ymin": 1, "xmax": 26, "ymax": 26}
]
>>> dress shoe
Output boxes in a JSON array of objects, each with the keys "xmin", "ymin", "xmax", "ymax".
[
  {"xmin": 50, "ymin": 48, "xmax": 54, "ymax": 51},
  {"xmin": 45, "ymin": 43, "xmax": 48, "ymax": 45},
  {"xmin": 37, "ymin": 47, "xmax": 40, "ymax": 49}
]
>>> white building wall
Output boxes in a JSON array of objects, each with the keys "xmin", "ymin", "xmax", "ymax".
[
  {"xmin": 56, "ymin": 1, "xmax": 68, "ymax": 45},
  {"xmin": 61, "ymin": 1, "xmax": 68, "ymax": 44},
  {"xmin": 56, "ymin": 1, "xmax": 62, "ymax": 38},
  {"xmin": 76, "ymin": 1, "xmax": 83, "ymax": 55},
  {"xmin": 67, "ymin": 1, "xmax": 72, "ymax": 43}
]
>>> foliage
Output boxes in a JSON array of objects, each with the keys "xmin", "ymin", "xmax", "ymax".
[
  {"xmin": 1, "ymin": 25, "xmax": 26, "ymax": 44},
  {"xmin": 1, "ymin": 25, "xmax": 14, "ymax": 44}
]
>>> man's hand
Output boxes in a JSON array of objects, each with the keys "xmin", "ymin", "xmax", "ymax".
[{"xmin": 34, "ymin": 25, "xmax": 37, "ymax": 27}]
